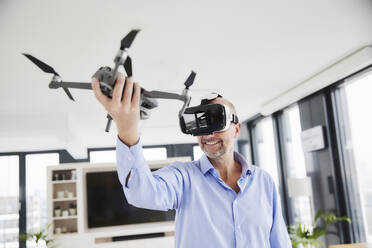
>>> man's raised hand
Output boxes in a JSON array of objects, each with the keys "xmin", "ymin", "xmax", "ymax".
[{"xmin": 92, "ymin": 74, "xmax": 141, "ymax": 146}]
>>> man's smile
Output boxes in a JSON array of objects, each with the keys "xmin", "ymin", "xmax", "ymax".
[{"xmin": 203, "ymin": 140, "xmax": 222, "ymax": 148}]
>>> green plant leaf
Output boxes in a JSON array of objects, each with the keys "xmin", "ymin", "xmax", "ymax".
[
  {"xmin": 18, "ymin": 222, "xmax": 55, "ymax": 247},
  {"xmin": 289, "ymin": 210, "xmax": 351, "ymax": 248}
]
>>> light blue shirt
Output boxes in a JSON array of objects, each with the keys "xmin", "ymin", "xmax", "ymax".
[{"xmin": 116, "ymin": 137, "xmax": 292, "ymax": 248}]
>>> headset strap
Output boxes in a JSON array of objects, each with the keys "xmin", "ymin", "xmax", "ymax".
[
  {"xmin": 232, "ymin": 114, "xmax": 239, "ymax": 124},
  {"xmin": 200, "ymin": 92, "xmax": 223, "ymax": 105}
]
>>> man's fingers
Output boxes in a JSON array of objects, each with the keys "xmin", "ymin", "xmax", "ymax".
[
  {"xmin": 132, "ymin": 82, "xmax": 141, "ymax": 106},
  {"xmin": 112, "ymin": 74, "xmax": 125, "ymax": 104},
  {"xmin": 122, "ymin": 77, "xmax": 134, "ymax": 106},
  {"xmin": 91, "ymin": 78, "xmax": 110, "ymax": 108}
]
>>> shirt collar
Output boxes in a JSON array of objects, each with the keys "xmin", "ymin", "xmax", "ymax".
[
  {"xmin": 199, "ymin": 151, "xmax": 255, "ymax": 177},
  {"xmin": 234, "ymin": 152, "xmax": 255, "ymax": 178},
  {"xmin": 200, "ymin": 154, "xmax": 214, "ymax": 174}
]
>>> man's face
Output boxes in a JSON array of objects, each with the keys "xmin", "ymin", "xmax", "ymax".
[{"xmin": 196, "ymin": 98, "xmax": 241, "ymax": 159}]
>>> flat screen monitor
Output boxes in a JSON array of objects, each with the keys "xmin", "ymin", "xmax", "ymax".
[{"xmin": 86, "ymin": 170, "xmax": 175, "ymax": 228}]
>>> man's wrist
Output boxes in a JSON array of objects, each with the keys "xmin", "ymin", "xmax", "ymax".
[{"xmin": 118, "ymin": 134, "xmax": 139, "ymax": 147}]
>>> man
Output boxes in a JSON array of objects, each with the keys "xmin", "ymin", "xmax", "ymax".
[{"xmin": 92, "ymin": 75, "xmax": 292, "ymax": 248}]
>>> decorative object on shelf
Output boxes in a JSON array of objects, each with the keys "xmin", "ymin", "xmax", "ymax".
[
  {"xmin": 53, "ymin": 173, "xmax": 60, "ymax": 181},
  {"xmin": 67, "ymin": 191, "xmax": 74, "ymax": 198},
  {"xmin": 55, "ymin": 227, "xmax": 62, "ymax": 234},
  {"xmin": 70, "ymin": 170, "xmax": 77, "ymax": 180},
  {"xmin": 57, "ymin": 191, "xmax": 64, "ymax": 199},
  {"xmin": 288, "ymin": 210, "xmax": 351, "ymax": 248},
  {"xmin": 69, "ymin": 203, "xmax": 77, "ymax": 216},
  {"xmin": 19, "ymin": 223, "xmax": 55, "ymax": 248},
  {"xmin": 62, "ymin": 210, "xmax": 69, "ymax": 217},
  {"xmin": 54, "ymin": 206, "xmax": 61, "ymax": 217}
]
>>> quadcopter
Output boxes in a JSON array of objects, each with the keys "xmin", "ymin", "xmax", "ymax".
[{"xmin": 23, "ymin": 29, "xmax": 196, "ymax": 132}]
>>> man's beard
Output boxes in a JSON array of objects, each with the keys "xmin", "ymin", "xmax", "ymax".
[{"xmin": 201, "ymin": 144, "xmax": 227, "ymax": 159}]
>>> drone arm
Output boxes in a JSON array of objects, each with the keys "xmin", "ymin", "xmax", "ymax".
[
  {"xmin": 178, "ymin": 89, "xmax": 192, "ymax": 118},
  {"xmin": 57, "ymin": 82, "xmax": 93, "ymax": 90},
  {"xmin": 141, "ymin": 89, "xmax": 186, "ymax": 101},
  {"xmin": 141, "ymin": 89, "xmax": 192, "ymax": 118}
]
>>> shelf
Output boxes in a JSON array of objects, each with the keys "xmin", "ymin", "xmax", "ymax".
[
  {"xmin": 53, "ymin": 215, "xmax": 78, "ymax": 220},
  {"xmin": 52, "ymin": 180, "xmax": 76, "ymax": 184},
  {"xmin": 53, "ymin": 232, "xmax": 78, "ymax": 236},
  {"xmin": 53, "ymin": 197, "xmax": 77, "ymax": 202}
]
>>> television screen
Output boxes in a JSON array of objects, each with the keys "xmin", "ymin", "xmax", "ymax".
[{"xmin": 86, "ymin": 171, "xmax": 175, "ymax": 228}]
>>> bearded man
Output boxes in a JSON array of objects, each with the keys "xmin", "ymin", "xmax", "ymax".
[{"xmin": 92, "ymin": 75, "xmax": 292, "ymax": 248}]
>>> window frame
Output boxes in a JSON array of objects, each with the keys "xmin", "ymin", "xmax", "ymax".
[
  {"xmin": 329, "ymin": 65, "xmax": 372, "ymax": 242},
  {"xmin": 248, "ymin": 114, "xmax": 290, "ymax": 224}
]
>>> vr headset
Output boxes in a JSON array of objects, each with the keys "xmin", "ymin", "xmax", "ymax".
[{"xmin": 180, "ymin": 93, "xmax": 239, "ymax": 136}]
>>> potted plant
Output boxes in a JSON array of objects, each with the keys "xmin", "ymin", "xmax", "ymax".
[
  {"xmin": 69, "ymin": 203, "xmax": 77, "ymax": 216},
  {"xmin": 288, "ymin": 210, "xmax": 351, "ymax": 248},
  {"xmin": 19, "ymin": 223, "xmax": 55, "ymax": 248},
  {"xmin": 54, "ymin": 206, "xmax": 61, "ymax": 217}
]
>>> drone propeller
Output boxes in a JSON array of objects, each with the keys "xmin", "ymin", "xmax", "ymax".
[
  {"xmin": 22, "ymin": 53, "xmax": 60, "ymax": 76},
  {"xmin": 184, "ymin": 71, "xmax": 196, "ymax": 89},
  {"xmin": 120, "ymin": 29, "xmax": 140, "ymax": 50},
  {"xmin": 63, "ymin": 87, "xmax": 75, "ymax": 101},
  {"xmin": 23, "ymin": 53, "xmax": 75, "ymax": 101},
  {"xmin": 124, "ymin": 56, "xmax": 132, "ymax": 77}
]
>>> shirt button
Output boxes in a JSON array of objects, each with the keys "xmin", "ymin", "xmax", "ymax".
[
  {"xmin": 128, "ymin": 157, "xmax": 132, "ymax": 161},
  {"xmin": 237, "ymin": 225, "xmax": 240, "ymax": 229}
]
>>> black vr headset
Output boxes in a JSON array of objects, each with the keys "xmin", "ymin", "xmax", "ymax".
[{"xmin": 179, "ymin": 93, "xmax": 239, "ymax": 136}]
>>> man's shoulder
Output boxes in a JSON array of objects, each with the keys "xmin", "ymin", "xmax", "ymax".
[{"xmin": 251, "ymin": 165, "xmax": 276, "ymax": 185}]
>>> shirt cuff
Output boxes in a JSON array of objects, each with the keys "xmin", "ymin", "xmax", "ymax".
[{"xmin": 116, "ymin": 136, "xmax": 147, "ymax": 186}]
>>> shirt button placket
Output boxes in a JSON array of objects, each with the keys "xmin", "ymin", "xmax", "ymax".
[{"xmin": 233, "ymin": 199, "xmax": 240, "ymax": 246}]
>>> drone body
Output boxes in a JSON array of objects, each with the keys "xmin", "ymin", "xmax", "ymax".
[{"xmin": 92, "ymin": 66, "xmax": 120, "ymax": 98}]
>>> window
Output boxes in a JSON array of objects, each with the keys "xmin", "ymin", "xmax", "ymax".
[
  {"xmin": 26, "ymin": 153, "xmax": 59, "ymax": 247},
  {"xmin": 193, "ymin": 145, "xmax": 203, "ymax": 160},
  {"xmin": 143, "ymin": 148, "xmax": 167, "ymax": 161},
  {"xmin": 90, "ymin": 147, "xmax": 167, "ymax": 163},
  {"xmin": 237, "ymin": 123, "xmax": 253, "ymax": 165},
  {"xmin": 252, "ymin": 116, "xmax": 280, "ymax": 189},
  {"xmin": 281, "ymin": 105, "xmax": 312, "ymax": 225},
  {"xmin": 90, "ymin": 150, "xmax": 116, "ymax": 163},
  {"xmin": 0, "ymin": 155, "xmax": 19, "ymax": 248},
  {"xmin": 333, "ymin": 68, "xmax": 372, "ymax": 242}
]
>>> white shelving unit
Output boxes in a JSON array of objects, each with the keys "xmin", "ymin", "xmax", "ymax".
[
  {"xmin": 52, "ymin": 180, "xmax": 77, "ymax": 184},
  {"xmin": 47, "ymin": 157, "xmax": 191, "ymax": 248},
  {"xmin": 53, "ymin": 197, "xmax": 77, "ymax": 202},
  {"xmin": 53, "ymin": 216, "xmax": 78, "ymax": 220},
  {"xmin": 47, "ymin": 167, "xmax": 79, "ymax": 235}
]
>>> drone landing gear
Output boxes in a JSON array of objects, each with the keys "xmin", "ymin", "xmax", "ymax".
[{"xmin": 105, "ymin": 114, "xmax": 113, "ymax": 133}]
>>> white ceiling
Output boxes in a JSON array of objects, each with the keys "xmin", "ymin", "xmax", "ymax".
[{"xmin": 1, "ymin": 0, "xmax": 372, "ymax": 158}]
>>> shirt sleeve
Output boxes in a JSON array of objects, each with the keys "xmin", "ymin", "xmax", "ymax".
[
  {"xmin": 116, "ymin": 136, "xmax": 187, "ymax": 211},
  {"xmin": 269, "ymin": 180, "xmax": 292, "ymax": 248}
]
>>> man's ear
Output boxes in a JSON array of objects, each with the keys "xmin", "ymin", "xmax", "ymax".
[{"xmin": 233, "ymin": 123, "xmax": 241, "ymax": 139}]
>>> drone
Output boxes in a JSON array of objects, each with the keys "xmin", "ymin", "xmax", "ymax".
[{"xmin": 23, "ymin": 29, "xmax": 196, "ymax": 132}]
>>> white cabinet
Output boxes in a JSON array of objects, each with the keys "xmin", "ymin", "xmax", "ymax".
[{"xmin": 47, "ymin": 157, "xmax": 190, "ymax": 248}]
